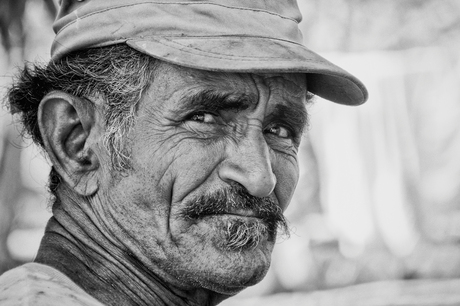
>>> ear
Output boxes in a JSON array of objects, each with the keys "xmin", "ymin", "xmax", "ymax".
[{"xmin": 38, "ymin": 91, "xmax": 100, "ymax": 196}]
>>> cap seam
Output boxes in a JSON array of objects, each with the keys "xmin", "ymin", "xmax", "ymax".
[
  {"xmin": 141, "ymin": 36, "xmax": 319, "ymax": 62},
  {"xmin": 148, "ymin": 34, "xmax": 306, "ymax": 48},
  {"xmin": 56, "ymin": 1, "xmax": 299, "ymax": 36},
  {"xmin": 53, "ymin": 35, "xmax": 307, "ymax": 59}
]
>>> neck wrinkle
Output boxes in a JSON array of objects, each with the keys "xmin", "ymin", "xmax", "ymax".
[{"xmin": 35, "ymin": 191, "xmax": 189, "ymax": 306}]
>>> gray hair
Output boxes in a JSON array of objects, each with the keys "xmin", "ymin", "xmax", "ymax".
[{"xmin": 5, "ymin": 44, "xmax": 158, "ymax": 201}]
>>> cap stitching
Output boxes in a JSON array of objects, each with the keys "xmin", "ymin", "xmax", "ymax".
[
  {"xmin": 57, "ymin": 1, "xmax": 299, "ymax": 35},
  {"xmin": 155, "ymin": 34, "xmax": 305, "ymax": 46},
  {"xmin": 52, "ymin": 35, "xmax": 308, "ymax": 61},
  {"xmin": 147, "ymin": 36, "xmax": 318, "ymax": 62}
]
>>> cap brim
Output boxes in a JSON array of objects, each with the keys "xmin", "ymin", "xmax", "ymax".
[{"xmin": 127, "ymin": 36, "xmax": 368, "ymax": 105}]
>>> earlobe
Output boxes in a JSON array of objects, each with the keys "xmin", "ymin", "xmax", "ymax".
[{"xmin": 38, "ymin": 91, "xmax": 100, "ymax": 196}]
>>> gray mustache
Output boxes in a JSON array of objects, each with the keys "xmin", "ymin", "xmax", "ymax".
[{"xmin": 180, "ymin": 184, "xmax": 287, "ymax": 232}]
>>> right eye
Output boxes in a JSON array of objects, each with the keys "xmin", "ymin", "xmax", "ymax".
[{"xmin": 188, "ymin": 112, "xmax": 218, "ymax": 124}]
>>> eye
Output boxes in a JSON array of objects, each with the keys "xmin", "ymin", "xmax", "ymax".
[
  {"xmin": 188, "ymin": 112, "xmax": 218, "ymax": 124},
  {"xmin": 265, "ymin": 125, "xmax": 291, "ymax": 138}
]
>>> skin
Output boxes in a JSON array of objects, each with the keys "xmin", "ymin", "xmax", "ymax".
[{"xmin": 35, "ymin": 62, "xmax": 309, "ymax": 306}]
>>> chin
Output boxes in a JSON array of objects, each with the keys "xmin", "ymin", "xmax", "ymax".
[
  {"xmin": 165, "ymin": 214, "xmax": 276, "ymax": 294},
  {"xmin": 163, "ymin": 244, "xmax": 273, "ymax": 297},
  {"xmin": 202, "ymin": 240, "xmax": 274, "ymax": 295},
  {"xmin": 205, "ymin": 252, "xmax": 272, "ymax": 296}
]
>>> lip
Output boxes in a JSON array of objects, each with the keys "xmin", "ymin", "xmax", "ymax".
[
  {"xmin": 229, "ymin": 209, "xmax": 257, "ymax": 217},
  {"xmin": 215, "ymin": 210, "xmax": 260, "ymax": 219},
  {"xmin": 190, "ymin": 209, "xmax": 262, "ymax": 220}
]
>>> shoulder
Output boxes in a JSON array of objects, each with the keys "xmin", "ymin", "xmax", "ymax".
[{"xmin": 0, "ymin": 263, "xmax": 104, "ymax": 306}]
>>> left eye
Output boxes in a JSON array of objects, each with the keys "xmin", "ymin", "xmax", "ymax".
[
  {"xmin": 189, "ymin": 112, "xmax": 217, "ymax": 124},
  {"xmin": 265, "ymin": 125, "xmax": 291, "ymax": 138}
]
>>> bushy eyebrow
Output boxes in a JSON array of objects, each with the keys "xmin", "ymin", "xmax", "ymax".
[
  {"xmin": 269, "ymin": 103, "xmax": 309, "ymax": 136},
  {"xmin": 177, "ymin": 88, "xmax": 310, "ymax": 134},
  {"xmin": 177, "ymin": 89, "xmax": 256, "ymax": 113}
]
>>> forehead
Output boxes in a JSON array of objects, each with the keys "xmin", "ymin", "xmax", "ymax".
[{"xmin": 150, "ymin": 62, "xmax": 308, "ymax": 106}]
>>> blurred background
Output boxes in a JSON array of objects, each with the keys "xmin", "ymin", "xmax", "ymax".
[{"xmin": 1, "ymin": 0, "xmax": 460, "ymax": 305}]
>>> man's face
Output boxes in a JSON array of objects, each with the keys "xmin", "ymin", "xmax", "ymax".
[{"xmin": 94, "ymin": 62, "xmax": 308, "ymax": 295}]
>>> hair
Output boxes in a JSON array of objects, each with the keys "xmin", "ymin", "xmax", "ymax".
[{"xmin": 5, "ymin": 44, "xmax": 158, "ymax": 202}]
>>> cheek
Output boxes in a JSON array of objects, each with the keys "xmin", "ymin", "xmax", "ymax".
[
  {"xmin": 167, "ymin": 140, "xmax": 225, "ymax": 204},
  {"xmin": 273, "ymin": 157, "xmax": 299, "ymax": 211}
]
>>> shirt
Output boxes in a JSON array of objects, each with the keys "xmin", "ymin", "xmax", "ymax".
[{"xmin": 0, "ymin": 262, "xmax": 104, "ymax": 306}]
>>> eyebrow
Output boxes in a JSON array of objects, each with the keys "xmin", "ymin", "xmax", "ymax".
[
  {"xmin": 177, "ymin": 89, "xmax": 255, "ymax": 113},
  {"xmin": 270, "ymin": 103, "xmax": 309, "ymax": 137},
  {"xmin": 177, "ymin": 88, "xmax": 310, "ymax": 134}
]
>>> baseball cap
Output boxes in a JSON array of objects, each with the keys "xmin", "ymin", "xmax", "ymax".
[{"xmin": 53, "ymin": 0, "xmax": 368, "ymax": 105}]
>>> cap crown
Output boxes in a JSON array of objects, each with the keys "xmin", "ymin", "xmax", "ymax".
[{"xmin": 52, "ymin": 0, "xmax": 368, "ymax": 105}]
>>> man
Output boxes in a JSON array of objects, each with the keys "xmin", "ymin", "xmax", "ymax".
[{"xmin": 0, "ymin": 0, "xmax": 367, "ymax": 305}]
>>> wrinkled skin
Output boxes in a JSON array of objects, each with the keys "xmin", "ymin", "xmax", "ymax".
[{"xmin": 36, "ymin": 62, "xmax": 308, "ymax": 306}]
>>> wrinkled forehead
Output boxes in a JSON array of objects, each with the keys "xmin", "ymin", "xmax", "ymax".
[{"xmin": 155, "ymin": 62, "xmax": 308, "ymax": 103}]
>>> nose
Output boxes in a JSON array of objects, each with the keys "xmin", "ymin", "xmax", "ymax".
[{"xmin": 218, "ymin": 129, "xmax": 276, "ymax": 198}]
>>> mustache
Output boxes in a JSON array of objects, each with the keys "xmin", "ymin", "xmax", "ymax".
[{"xmin": 179, "ymin": 184, "xmax": 289, "ymax": 238}]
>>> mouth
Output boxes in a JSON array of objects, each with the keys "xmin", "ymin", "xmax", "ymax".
[
  {"xmin": 201, "ymin": 209, "xmax": 261, "ymax": 220},
  {"xmin": 230, "ymin": 209, "xmax": 257, "ymax": 217}
]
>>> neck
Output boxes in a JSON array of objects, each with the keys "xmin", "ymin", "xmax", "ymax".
[{"xmin": 35, "ymin": 189, "xmax": 221, "ymax": 306}]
